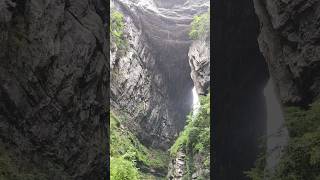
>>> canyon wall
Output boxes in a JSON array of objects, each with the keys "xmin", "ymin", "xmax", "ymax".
[{"xmin": 0, "ymin": 0, "xmax": 108, "ymax": 179}]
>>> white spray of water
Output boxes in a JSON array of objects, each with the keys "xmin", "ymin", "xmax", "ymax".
[
  {"xmin": 264, "ymin": 79, "xmax": 289, "ymax": 175},
  {"xmin": 192, "ymin": 87, "xmax": 200, "ymax": 114}
]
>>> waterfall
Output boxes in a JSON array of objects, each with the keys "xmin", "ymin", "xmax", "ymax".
[
  {"xmin": 192, "ymin": 87, "xmax": 200, "ymax": 113},
  {"xmin": 264, "ymin": 79, "xmax": 289, "ymax": 175}
]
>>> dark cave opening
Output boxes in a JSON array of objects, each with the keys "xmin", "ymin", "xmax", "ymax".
[{"xmin": 213, "ymin": 0, "xmax": 270, "ymax": 179}]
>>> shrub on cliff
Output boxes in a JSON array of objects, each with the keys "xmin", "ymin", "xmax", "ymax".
[
  {"xmin": 170, "ymin": 93, "xmax": 210, "ymax": 156},
  {"xmin": 110, "ymin": 9, "xmax": 127, "ymax": 51},
  {"xmin": 169, "ymin": 93, "xmax": 210, "ymax": 179},
  {"xmin": 189, "ymin": 10, "xmax": 210, "ymax": 40},
  {"xmin": 110, "ymin": 112, "xmax": 169, "ymax": 178}
]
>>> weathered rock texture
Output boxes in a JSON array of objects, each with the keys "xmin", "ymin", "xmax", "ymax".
[
  {"xmin": 253, "ymin": 0, "xmax": 320, "ymax": 106},
  {"xmin": 213, "ymin": 0, "xmax": 269, "ymax": 179},
  {"xmin": 167, "ymin": 151, "xmax": 186, "ymax": 180},
  {"xmin": 0, "ymin": 0, "xmax": 108, "ymax": 179},
  {"xmin": 188, "ymin": 33, "xmax": 210, "ymax": 95},
  {"xmin": 110, "ymin": 0, "xmax": 209, "ymax": 149}
]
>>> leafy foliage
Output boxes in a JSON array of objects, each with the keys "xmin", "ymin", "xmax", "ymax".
[
  {"xmin": 110, "ymin": 9, "xmax": 127, "ymax": 51},
  {"xmin": 110, "ymin": 112, "xmax": 169, "ymax": 179},
  {"xmin": 170, "ymin": 93, "xmax": 210, "ymax": 156},
  {"xmin": 272, "ymin": 101, "xmax": 320, "ymax": 180},
  {"xmin": 110, "ymin": 157, "xmax": 140, "ymax": 180},
  {"xmin": 169, "ymin": 93, "xmax": 210, "ymax": 178},
  {"xmin": 246, "ymin": 100, "xmax": 320, "ymax": 180},
  {"xmin": 189, "ymin": 10, "xmax": 210, "ymax": 40}
]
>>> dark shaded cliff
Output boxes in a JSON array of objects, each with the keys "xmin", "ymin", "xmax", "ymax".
[
  {"xmin": 254, "ymin": 0, "xmax": 320, "ymax": 106},
  {"xmin": 213, "ymin": 0, "xmax": 269, "ymax": 179},
  {"xmin": 0, "ymin": 0, "xmax": 108, "ymax": 179},
  {"xmin": 214, "ymin": 0, "xmax": 320, "ymax": 179}
]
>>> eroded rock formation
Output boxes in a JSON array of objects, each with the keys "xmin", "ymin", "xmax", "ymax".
[
  {"xmin": 0, "ymin": 0, "xmax": 108, "ymax": 179},
  {"xmin": 188, "ymin": 33, "xmax": 210, "ymax": 95},
  {"xmin": 253, "ymin": 0, "xmax": 320, "ymax": 106}
]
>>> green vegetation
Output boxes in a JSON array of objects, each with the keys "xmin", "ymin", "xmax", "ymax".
[
  {"xmin": 189, "ymin": 10, "xmax": 210, "ymax": 40},
  {"xmin": 246, "ymin": 100, "xmax": 320, "ymax": 180},
  {"xmin": 110, "ymin": 9, "xmax": 127, "ymax": 51},
  {"xmin": 110, "ymin": 112, "xmax": 169, "ymax": 179},
  {"xmin": 170, "ymin": 93, "xmax": 210, "ymax": 179},
  {"xmin": 110, "ymin": 157, "xmax": 139, "ymax": 180}
]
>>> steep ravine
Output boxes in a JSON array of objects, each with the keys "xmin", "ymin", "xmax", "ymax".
[
  {"xmin": 110, "ymin": 0, "xmax": 210, "ymax": 179},
  {"xmin": 111, "ymin": 0, "xmax": 209, "ymax": 150}
]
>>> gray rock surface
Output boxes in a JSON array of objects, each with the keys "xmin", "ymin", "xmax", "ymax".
[
  {"xmin": 254, "ymin": 0, "xmax": 320, "ymax": 105},
  {"xmin": 0, "ymin": 0, "xmax": 108, "ymax": 179},
  {"xmin": 167, "ymin": 151, "xmax": 186, "ymax": 180},
  {"xmin": 188, "ymin": 35, "xmax": 210, "ymax": 95}
]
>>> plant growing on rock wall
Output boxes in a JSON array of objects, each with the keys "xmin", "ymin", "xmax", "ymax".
[
  {"xmin": 110, "ymin": 112, "xmax": 169, "ymax": 179},
  {"xmin": 110, "ymin": 9, "xmax": 127, "ymax": 52},
  {"xmin": 170, "ymin": 93, "xmax": 210, "ymax": 179},
  {"xmin": 170, "ymin": 93, "xmax": 210, "ymax": 156},
  {"xmin": 189, "ymin": 10, "xmax": 210, "ymax": 40}
]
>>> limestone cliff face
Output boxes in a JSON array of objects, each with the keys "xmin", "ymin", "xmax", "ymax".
[
  {"xmin": 188, "ymin": 34, "xmax": 210, "ymax": 95},
  {"xmin": 0, "ymin": 0, "xmax": 108, "ymax": 179},
  {"xmin": 253, "ymin": 0, "xmax": 320, "ymax": 105},
  {"xmin": 110, "ymin": 0, "xmax": 209, "ymax": 149},
  {"xmin": 110, "ymin": 2, "xmax": 174, "ymax": 149}
]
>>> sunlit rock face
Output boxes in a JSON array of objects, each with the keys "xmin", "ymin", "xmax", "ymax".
[
  {"xmin": 0, "ymin": 0, "xmax": 108, "ymax": 179},
  {"xmin": 111, "ymin": 0, "xmax": 209, "ymax": 149}
]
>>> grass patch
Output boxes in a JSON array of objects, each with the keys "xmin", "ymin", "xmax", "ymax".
[{"xmin": 110, "ymin": 112, "xmax": 169, "ymax": 178}]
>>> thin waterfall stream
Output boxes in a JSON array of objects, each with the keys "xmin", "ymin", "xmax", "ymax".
[
  {"xmin": 192, "ymin": 87, "xmax": 200, "ymax": 114},
  {"xmin": 264, "ymin": 79, "xmax": 289, "ymax": 174}
]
